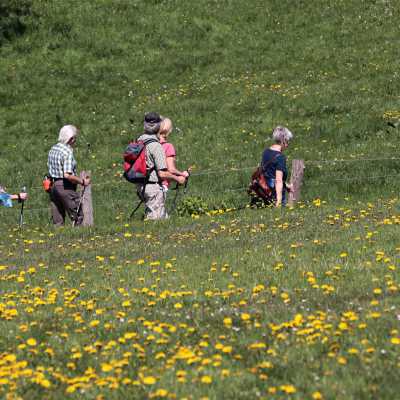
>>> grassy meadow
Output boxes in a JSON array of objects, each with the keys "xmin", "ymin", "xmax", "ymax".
[{"xmin": 0, "ymin": 0, "xmax": 400, "ymax": 398}]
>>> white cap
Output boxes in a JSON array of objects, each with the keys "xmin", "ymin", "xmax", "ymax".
[{"xmin": 58, "ymin": 125, "xmax": 78, "ymax": 144}]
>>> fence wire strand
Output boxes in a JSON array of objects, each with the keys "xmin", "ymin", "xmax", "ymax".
[
  {"xmin": 8, "ymin": 155, "xmax": 400, "ymax": 192},
  {"xmin": 2, "ymin": 156, "xmax": 400, "ymax": 217}
]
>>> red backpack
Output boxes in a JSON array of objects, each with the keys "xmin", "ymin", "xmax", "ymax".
[{"xmin": 123, "ymin": 138, "xmax": 158, "ymax": 183}]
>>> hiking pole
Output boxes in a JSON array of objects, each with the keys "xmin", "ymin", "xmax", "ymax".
[
  {"xmin": 129, "ymin": 184, "xmax": 146, "ymax": 219},
  {"xmin": 19, "ymin": 186, "xmax": 26, "ymax": 229},
  {"xmin": 168, "ymin": 183, "xmax": 180, "ymax": 216},
  {"xmin": 72, "ymin": 185, "xmax": 86, "ymax": 227},
  {"xmin": 183, "ymin": 170, "xmax": 191, "ymax": 195},
  {"xmin": 168, "ymin": 171, "xmax": 191, "ymax": 216},
  {"xmin": 129, "ymin": 199, "xmax": 144, "ymax": 219}
]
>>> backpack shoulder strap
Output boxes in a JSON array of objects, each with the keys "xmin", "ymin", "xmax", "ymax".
[
  {"xmin": 141, "ymin": 139, "xmax": 159, "ymax": 178},
  {"xmin": 143, "ymin": 138, "xmax": 159, "ymax": 146},
  {"xmin": 261, "ymin": 150, "xmax": 280, "ymax": 173}
]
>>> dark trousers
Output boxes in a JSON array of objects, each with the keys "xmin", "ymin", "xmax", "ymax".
[{"xmin": 50, "ymin": 180, "xmax": 83, "ymax": 226}]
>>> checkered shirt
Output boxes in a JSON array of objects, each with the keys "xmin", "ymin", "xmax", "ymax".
[{"xmin": 47, "ymin": 143, "xmax": 77, "ymax": 178}]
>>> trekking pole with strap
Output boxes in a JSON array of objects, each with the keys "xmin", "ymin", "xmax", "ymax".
[
  {"xmin": 19, "ymin": 186, "xmax": 26, "ymax": 229},
  {"xmin": 183, "ymin": 171, "xmax": 190, "ymax": 195},
  {"xmin": 168, "ymin": 171, "xmax": 190, "ymax": 216},
  {"xmin": 129, "ymin": 191, "xmax": 145, "ymax": 219},
  {"xmin": 168, "ymin": 183, "xmax": 180, "ymax": 216},
  {"xmin": 129, "ymin": 178, "xmax": 150, "ymax": 219},
  {"xmin": 72, "ymin": 185, "xmax": 86, "ymax": 227}
]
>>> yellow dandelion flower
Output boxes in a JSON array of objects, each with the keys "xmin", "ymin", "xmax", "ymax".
[
  {"xmin": 3, "ymin": 354, "xmax": 16, "ymax": 362},
  {"xmin": 338, "ymin": 322, "xmax": 348, "ymax": 331},
  {"xmin": 348, "ymin": 348, "xmax": 359, "ymax": 354},
  {"xmin": 101, "ymin": 363, "xmax": 113, "ymax": 372},
  {"xmin": 142, "ymin": 376, "xmax": 156, "ymax": 385},
  {"xmin": 66, "ymin": 385, "xmax": 77, "ymax": 393},
  {"xmin": 249, "ymin": 342, "xmax": 266, "ymax": 350},
  {"xmin": 27, "ymin": 338, "xmax": 37, "ymax": 346},
  {"xmin": 337, "ymin": 356, "xmax": 347, "ymax": 365},
  {"xmin": 222, "ymin": 346, "xmax": 232, "ymax": 353},
  {"xmin": 312, "ymin": 391, "xmax": 323, "ymax": 400},
  {"xmin": 280, "ymin": 384, "xmax": 296, "ymax": 394},
  {"xmin": 201, "ymin": 375, "xmax": 212, "ymax": 384},
  {"xmin": 151, "ymin": 389, "xmax": 168, "ymax": 397},
  {"xmin": 241, "ymin": 313, "xmax": 250, "ymax": 321},
  {"xmin": 39, "ymin": 379, "xmax": 51, "ymax": 388}
]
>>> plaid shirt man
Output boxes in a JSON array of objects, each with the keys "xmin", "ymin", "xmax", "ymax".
[{"xmin": 47, "ymin": 143, "xmax": 77, "ymax": 178}]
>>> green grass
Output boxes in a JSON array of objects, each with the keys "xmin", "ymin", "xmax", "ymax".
[
  {"xmin": 1, "ymin": 200, "xmax": 400, "ymax": 398},
  {"xmin": 1, "ymin": 0, "xmax": 400, "ymax": 398}
]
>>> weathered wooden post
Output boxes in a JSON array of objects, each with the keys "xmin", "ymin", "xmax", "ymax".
[
  {"xmin": 80, "ymin": 171, "xmax": 93, "ymax": 226},
  {"xmin": 288, "ymin": 160, "xmax": 305, "ymax": 206}
]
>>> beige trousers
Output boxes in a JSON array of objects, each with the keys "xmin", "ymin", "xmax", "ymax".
[{"xmin": 137, "ymin": 183, "xmax": 167, "ymax": 220}]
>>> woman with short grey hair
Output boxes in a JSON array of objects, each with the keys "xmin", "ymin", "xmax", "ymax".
[
  {"xmin": 272, "ymin": 125, "xmax": 293, "ymax": 144},
  {"xmin": 260, "ymin": 126, "xmax": 293, "ymax": 207}
]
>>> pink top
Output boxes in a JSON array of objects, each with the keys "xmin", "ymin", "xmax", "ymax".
[
  {"xmin": 162, "ymin": 141, "xmax": 176, "ymax": 158},
  {"xmin": 160, "ymin": 138, "xmax": 176, "ymax": 187}
]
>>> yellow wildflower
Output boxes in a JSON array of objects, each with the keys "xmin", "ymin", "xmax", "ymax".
[{"xmin": 201, "ymin": 375, "xmax": 212, "ymax": 384}]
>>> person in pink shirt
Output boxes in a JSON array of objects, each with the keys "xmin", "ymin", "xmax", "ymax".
[{"xmin": 158, "ymin": 117, "xmax": 190, "ymax": 192}]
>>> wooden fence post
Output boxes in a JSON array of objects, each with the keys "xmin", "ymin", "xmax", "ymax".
[
  {"xmin": 80, "ymin": 171, "xmax": 93, "ymax": 226},
  {"xmin": 288, "ymin": 160, "xmax": 305, "ymax": 206}
]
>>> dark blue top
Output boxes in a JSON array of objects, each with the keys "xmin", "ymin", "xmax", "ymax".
[{"xmin": 261, "ymin": 149, "xmax": 287, "ymax": 182}]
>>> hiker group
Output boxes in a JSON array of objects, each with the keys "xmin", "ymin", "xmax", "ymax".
[
  {"xmin": 1, "ymin": 112, "xmax": 294, "ymax": 226},
  {"xmin": 44, "ymin": 112, "xmax": 190, "ymax": 226}
]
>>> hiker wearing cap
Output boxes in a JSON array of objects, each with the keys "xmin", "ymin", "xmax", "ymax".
[
  {"xmin": 159, "ymin": 117, "xmax": 190, "ymax": 193},
  {"xmin": 261, "ymin": 126, "xmax": 293, "ymax": 207},
  {"xmin": 136, "ymin": 112, "xmax": 186, "ymax": 219},
  {"xmin": 0, "ymin": 186, "xmax": 27, "ymax": 208},
  {"xmin": 47, "ymin": 125, "xmax": 90, "ymax": 226}
]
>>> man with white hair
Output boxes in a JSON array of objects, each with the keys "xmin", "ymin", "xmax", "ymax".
[{"xmin": 47, "ymin": 125, "xmax": 90, "ymax": 226}]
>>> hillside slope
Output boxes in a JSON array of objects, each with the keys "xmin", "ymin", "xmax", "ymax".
[
  {"xmin": 0, "ymin": 0, "xmax": 400, "ymax": 225},
  {"xmin": 1, "ymin": 2, "xmax": 400, "ymax": 399}
]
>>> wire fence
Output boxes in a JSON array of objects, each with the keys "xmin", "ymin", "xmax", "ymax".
[
  {"xmin": 1, "ymin": 156, "xmax": 400, "ymax": 217},
  {"xmin": 8, "ymin": 172, "xmax": 400, "ymax": 215},
  {"xmin": 4, "ymin": 155, "xmax": 400, "ymax": 192}
]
